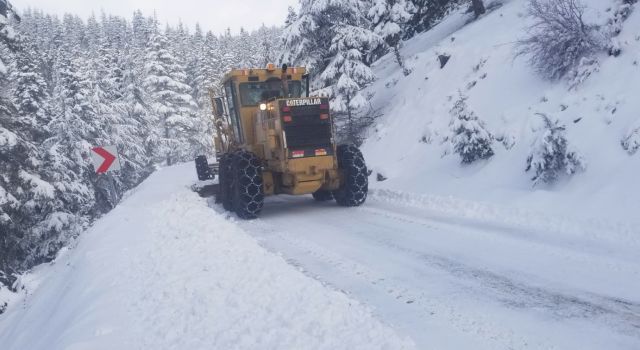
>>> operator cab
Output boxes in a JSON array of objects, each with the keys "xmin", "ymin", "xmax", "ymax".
[
  {"xmin": 217, "ymin": 65, "xmax": 309, "ymax": 146},
  {"xmin": 238, "ymin": 77, "xmax": 306, "ymax": 106}
]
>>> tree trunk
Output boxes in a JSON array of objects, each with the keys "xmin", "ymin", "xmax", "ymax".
[
  {"xmin": 393, "ymin": 44, "xmax": 411, "ymax": 76},
  {"xmin": 346, "ymin": 95, "xmax": 353, "ymax": 144},
  {"xmin": 165, "ymin": 123, "xmax": 172, "ymax": 165},
  {"xmin": 471, "ymin": 0, "xmax": 486, "ymax": 18}
]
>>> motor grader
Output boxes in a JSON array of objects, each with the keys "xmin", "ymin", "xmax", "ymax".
[{"xmin": 194, "ymin": 64, "xmax": 368, "ymax": 219}]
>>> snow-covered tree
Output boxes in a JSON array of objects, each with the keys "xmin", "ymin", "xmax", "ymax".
[
  {"xmin": 144, "ymin": 27, "xmax": 209, "ymax": 165},
  {"xmin": 404, "ymin": 0, "xmax": 457, "ymax": 38},
  {"xmin": 1, "ymin": 16, "xmax": 24, "ymax": 280},
  {"xmin": 448, "ymin": 93, "xmax": 494, "ymax": 164},
  {"xmin": 282, "ymin": 0, "xmax": 383, "ymax": 144},
  {"xmin": 368, "ymin": 0, "xmax": 413, "ymax": 75},
  {"xmin": 621, "ymin": 123, "xmax": 640, "ymax": 155},
  {"xmin": 516, "ymin": 0, "xmax": 604, "ymax": 80},
  {"xmin": 526, "ymin": 113, "xmax": 585, "ymax": 185},
  {"xmin": 2, "ymin": 5, "xmax": 349, "ymax": 286}
]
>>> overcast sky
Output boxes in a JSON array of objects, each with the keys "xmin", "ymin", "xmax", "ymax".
[{"xmin": 12, "ymin": 0, "xmax": 298, "ymax": 34}]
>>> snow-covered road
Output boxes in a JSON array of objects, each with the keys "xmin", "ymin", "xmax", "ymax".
[
  {"xmin": 1, "ymin": 163, "xmax": 638, "ymax": 350},
  {"xmin": 232, "ymin": 192, "xmax": 640, "ymax": 349}
]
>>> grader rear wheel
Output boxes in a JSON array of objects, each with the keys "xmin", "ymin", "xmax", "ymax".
[{"xmin": 333, "ymin": 145, "xmax": 368, "ymax": 207}]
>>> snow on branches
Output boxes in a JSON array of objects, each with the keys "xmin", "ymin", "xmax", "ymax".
[
  {"xmin": 448, "ymin": 93, "xmax": 494, "ymax": 164},
  {"xmin": 621, "ymin": 122, "xmax": 640, "ymax": 155},
  {"xmin": 526, "ymin": 113, "xmax": 585, "ymax": 185},
  {"xmin": 516, "ymin": 0, "xmax": 605, "ymax": 81}
]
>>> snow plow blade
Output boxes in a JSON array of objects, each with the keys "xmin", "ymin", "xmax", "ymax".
[{"xmin": 191, "ymin": 180, "xmax": 219, "ymax": 198}]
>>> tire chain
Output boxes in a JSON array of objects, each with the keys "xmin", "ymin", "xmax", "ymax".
[
  {"xmin": 232, "ymin": 150, "xmax": 264, "ymax": 219},
  {"xmin": 334, "ymin": 145, "xmax": 368, "ymax": 206}
]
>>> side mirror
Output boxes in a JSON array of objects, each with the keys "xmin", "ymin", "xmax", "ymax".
[
  {"xmin": 302, "ymin": 73, "xmax": 310, "ymax": 97},
  {"xmin": 212, "ymin": 97, "xmax": 225, "ymax": 118}
]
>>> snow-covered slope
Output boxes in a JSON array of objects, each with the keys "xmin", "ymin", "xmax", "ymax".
[
  {"xmin": 363, "ymin": 0, "xmax": 640, "ymax": 224},
  {"xmin": 0, "ymin": 164, "xmax": 414, "ymax": 350}
]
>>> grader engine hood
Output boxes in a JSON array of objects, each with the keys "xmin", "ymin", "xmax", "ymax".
[{"xmin": 278, "ymin": 97, "xmax": 333, "ymax": 159}]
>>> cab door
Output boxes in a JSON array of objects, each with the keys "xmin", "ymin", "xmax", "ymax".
[{"xmin": 224, "ymin": 80, "xmax": 244, "ymax": 144}]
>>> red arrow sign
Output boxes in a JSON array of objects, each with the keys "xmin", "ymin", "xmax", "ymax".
[{"xmin": 92, "ymin": 147, "xmax": 117, "ymax": 174}]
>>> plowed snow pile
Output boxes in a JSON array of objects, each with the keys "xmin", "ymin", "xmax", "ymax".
[{"xmin": 0, "ymin": 164, "xmax": 414, "ymax": 350}]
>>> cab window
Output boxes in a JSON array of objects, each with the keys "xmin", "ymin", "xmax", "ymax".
[
  {"xmin": 239, "ymin": 80, "xmax": 303, "ymax": 106},
  {"xmin": 224, "ymin": 81, "xmax": 244, "ymax": 143}
]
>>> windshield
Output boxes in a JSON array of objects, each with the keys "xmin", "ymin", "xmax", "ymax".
[{"xmin": 239, "ymin": 80, "xmax": 303, "ymax": 106}]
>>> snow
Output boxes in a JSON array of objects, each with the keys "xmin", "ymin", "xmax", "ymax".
[
  {"xmin": 240, "ymin": 191, "xmax": 640, "ymax": 350},
  {"xmin": 0, "ymin": 127, "xmax": 18, "ymax": 148},
  {"xmin": 3, "ymin": 1, "xmax": 640, "ymax": 349},
  {"xmin": 362, "ymin": 0, "xmax": 640, "ymax": 223},
  {"xmin": 18, "ymin": 170, "xmax": 55, "ymax": 199},
  {"xmin": 0, "ymin": 164, "xmax": 414, "ymax": 350}
]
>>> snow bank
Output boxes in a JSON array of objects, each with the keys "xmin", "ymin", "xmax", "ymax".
[
  {"xmin": 362, "ymin": 0, "xmax": 640, "ymax": 223},
  {"xmin": 0, "ymin": 164, "xmax": 414, "ymax": 350}
]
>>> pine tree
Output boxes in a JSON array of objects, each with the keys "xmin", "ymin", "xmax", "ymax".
[
  {"xmin": 404, "ymin": 0, "xmax": 456, "ymax": 38},
  {"xmin": 448, "ymin": 93, "xmax": 494, "ymax": 164},
  {"xmin": 282, "ymin": 0, "xmax": 383, "ymax": 145},
  {"xmin": 3, "ymin": 6, "xmax": 312, "ymax": 284},
  {"xmin": 144, "ymin": 26, "xmax": 208, "ymax": 165},
  {"xmin": 368, "ymin": 0, "xmax": 413, "ymax": 75},
  {"xmin": 42, "ymin": 54, "xmax": 97, "ymax": 234},
  {"xmin": 119, "ymin": 44, "xmax": 153, "ymax": 186},
  {"xmin": 1, "ymin": 16, "xmax": 25, "ymax": 281},
  {"xmin": 526, "ymin": 113, "xmax": 585, "ymax": 185}
]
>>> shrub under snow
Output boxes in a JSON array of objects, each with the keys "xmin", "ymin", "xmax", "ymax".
[
  {"xmin": 516, "ymin": 0, "xmax": 604, "ymax": 80},
  {"xmin": 526, "ymin": 114, "xmax": 586, "ymax": 185},
  {"xmin": 621, "ymin": 125, "xmax": 640, "ymax": 155},
  {"xmin": 449, "ymin": 94, "xmax": 494, "ymax": 164}
]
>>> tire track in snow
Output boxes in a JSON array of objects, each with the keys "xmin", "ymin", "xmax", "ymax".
[
  {"xmin": 355, "ymin": 205, "xmax": 640, "ymax": 337},
  {"xmin": 237, "ymin": 205, "xmax": 546, "ymax": 350},
  {"xmin": 226, "ymin": 195, "xmax": 640, "ymax": 349},
  {"xmin": 359, "ymin": 211, "xmax": 640, "ymax": 334}
]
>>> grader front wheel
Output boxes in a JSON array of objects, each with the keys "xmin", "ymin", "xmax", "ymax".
[{"xmin": 231, "ymin": 150, "xmax": 264, "ymax": 219}]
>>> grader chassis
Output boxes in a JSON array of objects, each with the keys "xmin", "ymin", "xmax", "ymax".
[{"xmin": 195, "ymin": 64, "xmax": 368, "ymax": 219}]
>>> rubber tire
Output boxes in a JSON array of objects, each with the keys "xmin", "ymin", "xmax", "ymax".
[
  {"xmin": 312, "ymin": 189, "xmax": 334, "ymax": 201},
  {"xmin": 195, "ymin": 155, "xmax": 212, "ymax": 180},
  {"xmin": 231, "ymin": 150, "xmax": 264, "ymax": 219},
  {"xmin": 217, "ymin": 153, "xmax": 233, "ymax": 210},
  {"xmin": 333, "ymin": 145, "xmax": 368, "ymax": 207}
]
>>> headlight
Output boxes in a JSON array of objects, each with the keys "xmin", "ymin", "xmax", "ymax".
[{"xmin": 259, "ymin": 103, "xmax": 267, "ymax": 111}]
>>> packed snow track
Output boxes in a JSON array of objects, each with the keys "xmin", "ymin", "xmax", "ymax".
[{"xmin": 226, "ymin": 192, "xmax": 640, "ymax": 349}]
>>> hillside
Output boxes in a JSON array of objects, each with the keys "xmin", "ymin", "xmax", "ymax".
[{"xmin": 363, "ymin": 0, "xmax": 640, "ymax": 224}]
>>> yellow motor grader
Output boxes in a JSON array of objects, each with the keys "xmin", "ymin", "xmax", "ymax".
[{"xmin": 194, "ymin": 64, "xmax": 368, "ymax": 219}]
